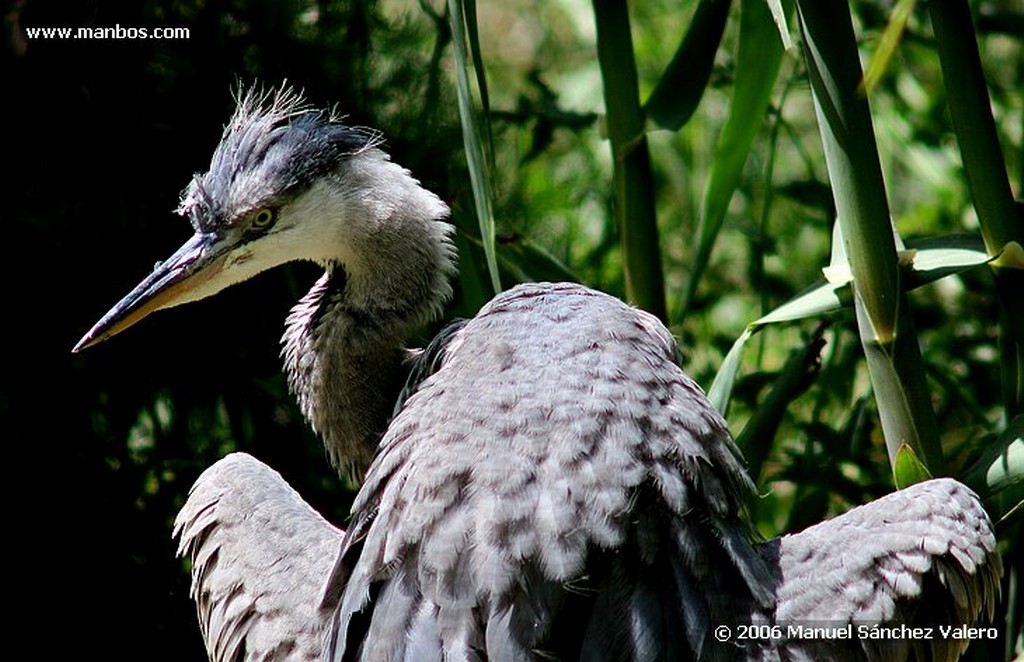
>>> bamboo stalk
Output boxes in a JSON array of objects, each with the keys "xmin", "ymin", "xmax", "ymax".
[
  {"xmin": 929, "ymin": 0, "xmax": 1024, "ymax": 417},
  {"xmin": 796, "ymin": 0, "xmax": 944, "ymax": 471},
  {"xmin": 593, "ymin": 0, "xmax": 667, "ymax": 322}
]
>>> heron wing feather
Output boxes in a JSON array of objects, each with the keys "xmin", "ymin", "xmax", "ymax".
[
  {"xmin": 175, "ymin": 453, "xmax": 344, "ymax": 661},
  {"xmin": 760, "ymin": 478, "xmax": 1001, "ymax": 661}
]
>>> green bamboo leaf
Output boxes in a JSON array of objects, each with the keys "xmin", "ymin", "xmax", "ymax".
[
  {"xmin": 902, "ymin": 237, "xmax": 997, "ymax": 287},
  {"xmin": 708, "ymin": 327, "xmax": 753, "ymax": 414},
  {"xmin": 708, "ymin": 279, "xmax": 844, "ymax": 411},
  {"xmin": 734, "ymin": 330, "xmax": 827, "ymax": 481},
  {"xmin": 644, "ymin": 0, "xmax": 732, "ymax": 132},
  {"xmin": 759, "ymin": 280, "xmax": 849, "ymax": 323},
  {"xmin": 764, "ymin": 0, "xmax": 794, "ymax": 50},
  {"xmin": 448, "ymin": 0, "xmax": 501, "ymax": 294},
  {"xmin": 709, "ymin": 233, "xmax": 992, "ymax": 412},
  {"xmin": 860, "ymin": 0, "xmax": 917, "ymax": 96},
  {"xmin": 681, "ymin": 0, "xmax": 790, "ymax": 315},
  {"xmin": 462, "ymin": 1, "xmax": 491, "ymax": 131},
  {"xmin": 716, "ymin": 227, "xmax": 976, "ymax": 329},
  {"xmin": 893, "ymin": 442, "xmax": 933, "ymax": 488}
]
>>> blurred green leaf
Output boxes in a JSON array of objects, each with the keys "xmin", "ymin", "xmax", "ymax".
[
  {"xmin": 860, "ymin": 0, "xmax": 917, "ymax": 96},
  {"xmin": 681, "ymin": 0, "xmax": 790, "ymax": 315}
]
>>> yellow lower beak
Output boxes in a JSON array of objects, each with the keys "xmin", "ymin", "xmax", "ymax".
[{"xmin": 73, "ymin": 232, "xmax": 228, "ymax": 352}]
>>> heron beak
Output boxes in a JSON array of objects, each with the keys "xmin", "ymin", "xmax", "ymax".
[{"xmin": 73, "ymin": 232, "xmax": 229, "ymax": 352}]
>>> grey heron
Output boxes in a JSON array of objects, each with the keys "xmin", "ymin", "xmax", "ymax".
[{"xmin": 75, "ymin": 87, "xmax": 1002, "ymax": 661}]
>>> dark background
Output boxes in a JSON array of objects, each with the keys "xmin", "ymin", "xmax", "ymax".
[{"xmin": 7, "ymin": 2, "xmax": 463, "ymax": 657}]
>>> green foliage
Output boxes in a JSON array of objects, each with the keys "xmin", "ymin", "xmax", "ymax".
[
  {"xmin": 963, "ymin": 415, "xmax": 1024, "ymax": 524},
  {"xmin": 457, "ymin": 0, "xmax": 1020, "ymax": 508}
]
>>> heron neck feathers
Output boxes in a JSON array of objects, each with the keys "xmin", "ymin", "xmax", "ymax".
[{"xmin": 281, "ymin": 158, "xmax": 455, "ymax": 479}]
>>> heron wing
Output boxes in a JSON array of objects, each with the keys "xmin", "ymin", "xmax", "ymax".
[
  {"xmin": 327, "ymin": 283, "xmax": 774, "ymax": 661},
  {"xmin": 759, "ymin": 478, "xmax": 1001, "ymax": 661},
  {"xmin": 174, "ymin": 452, "xmax": 344, "ymax": 661}
]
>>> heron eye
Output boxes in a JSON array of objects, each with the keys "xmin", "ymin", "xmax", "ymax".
[{"xmin": 252, "ymin": 208, "xmax": 277, "ymax": 230}]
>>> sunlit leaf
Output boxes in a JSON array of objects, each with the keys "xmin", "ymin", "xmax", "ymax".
[
  {"xmin": 765, "ymin": 0, "xmax": 794, "ymax": 50},
  {"xmin": 963, "ymin": 415, "xmax": 1024, "ymax": 523},
  {"xmin": 902, "ymin": 235, "xmax": 995, "ymax": 287},
  {"xmin": 711, "ymin": 232, "xmax": 994, "ymax": 412},
  {"xmin": 893, "ymin": 442, "xmax": 932, "ymax": 488}
]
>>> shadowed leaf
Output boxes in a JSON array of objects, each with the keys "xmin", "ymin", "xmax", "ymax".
[{"xmin": 644, "ymin": 0, "xmax": 732, "ymax": 132}]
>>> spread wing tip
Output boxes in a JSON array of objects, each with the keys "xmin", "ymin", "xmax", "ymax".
[{"xmin": 174, "ymin": 453, "xmax": 345, "ymax": 661}]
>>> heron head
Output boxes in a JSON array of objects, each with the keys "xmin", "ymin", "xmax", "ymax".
[{"xmin": 73, "ymin": 85, "xmax": 433, "ymax": 352}]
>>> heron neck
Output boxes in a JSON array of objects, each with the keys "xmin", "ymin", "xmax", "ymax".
[
  {"xmin": 280, "ymin": 270, "xmax": 406, "ymax": 479},
  {"xmin": 281, "ymin": 166, "xmax": 454, "ymax": 480}
]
